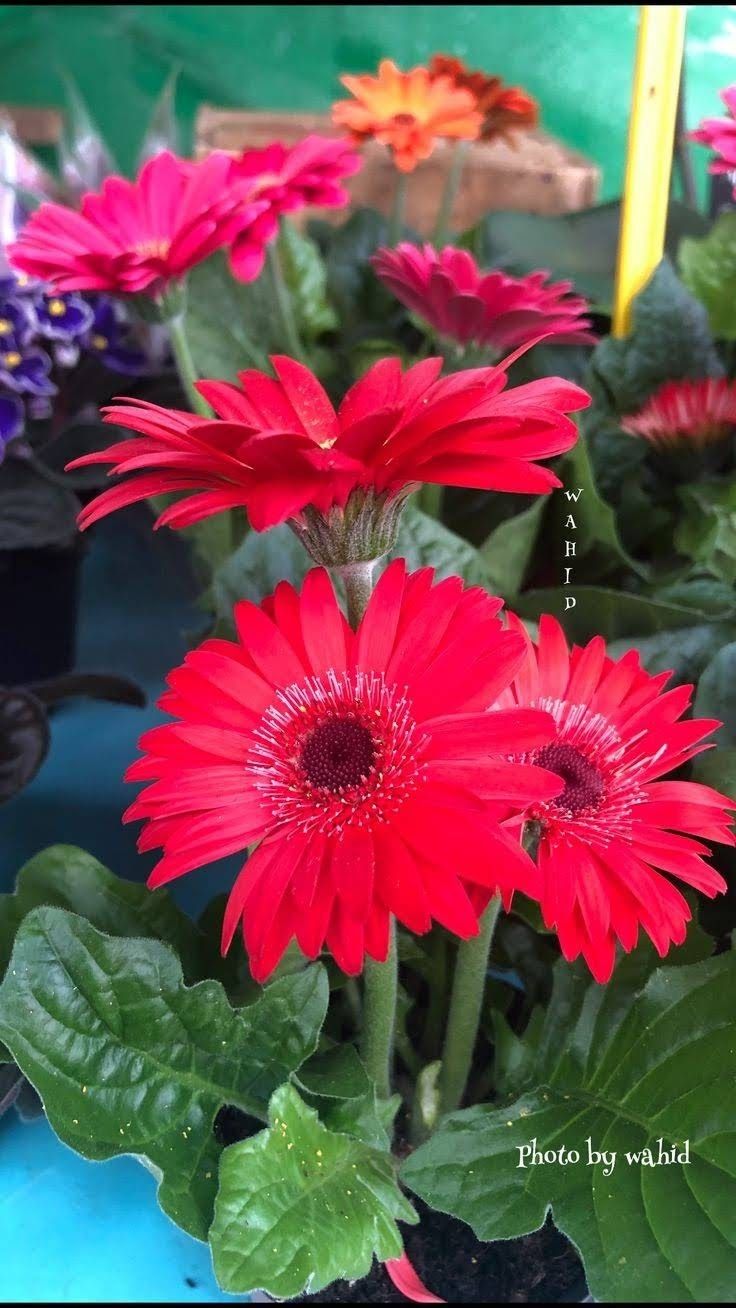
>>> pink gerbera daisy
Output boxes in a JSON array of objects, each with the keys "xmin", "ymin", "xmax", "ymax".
[
  {"xmin": 496, "ymin": 614, "xmax": 733, "ymax": 982},
  {"xmin": 373, "ymin": 243, "xmax": 593, "ymax": 357},
  {"xmin": 620, "ymin": 377, "xmax": 736, "ymax": 449},
  {"xmin": 8, "ymin": 151, "xmax": 260, "ymax": 297},
  {"xmin": 690, "ymin": 85, "xmax": 736, "ymax": 174},
  {"xmin": 228, "ymin": 135, "xmax": 361, "ymax": 281},
  {"xmin": 125, "ymin": 562, "xmax": 563, "ymax": 981}
]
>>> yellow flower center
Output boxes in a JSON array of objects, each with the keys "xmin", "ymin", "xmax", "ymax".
[
  {"xmin": 0, "ymin": 319, "xmax": 11, "ymax": 335},
  {"xmin": 3, "ymin": 351, "xmax": 21, "ymax": 368},
  {"xmin": 48, "ymin": 298, "xmax": 67, "ymax": 317},
  {"xmin": 91, "ymin": 334, "xmax": 109, "ymax": 350},
  {"xmin": 135, "ymin": 238, "xmax": 171, "ymax": 259}
]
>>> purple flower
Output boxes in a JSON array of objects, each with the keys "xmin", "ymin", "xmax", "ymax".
[
  {"xmin": 35, "ymin": 293, "xmax": 94, "ymax": 342},
  {"xmin": 0, "ymin": 345, "xmax": 56, "ymax": 397},
  {"xmin": 0, "ymin": 296, "xmax": 36, "ymax": 347},
  {"xmin": 0, "ymin": 393, "xmax": 24, "ymax": 460},
  {"xmin": 85, "ymin": 298, "xmax": 148, "ymax": 376}
]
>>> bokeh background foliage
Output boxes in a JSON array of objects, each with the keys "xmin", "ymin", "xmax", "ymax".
[{"xmin": 1, "ymin": 4, "xmax": 736, "ymax": 197}]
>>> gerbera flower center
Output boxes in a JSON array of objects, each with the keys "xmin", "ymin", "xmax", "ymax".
[
  {"xmin": 300, "ymin": 717, "xmax": 376, "ymax": 792},
  {"xmin": 535, "ymin": 742, "xmax": 605, "ymax": 816},
  {"xmin": 248, "ymin": 669, "xmax": 426, "ymax": 837},
  {"xmin": 391, "ymin": 112, "xmax": 417, "ymax": 127}
]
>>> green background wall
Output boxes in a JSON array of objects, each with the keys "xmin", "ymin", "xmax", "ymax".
[{"xmin": 0, "ymin": 5, "xmax": 734, "ymax": 200}]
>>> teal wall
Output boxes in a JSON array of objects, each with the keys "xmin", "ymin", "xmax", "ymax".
[{"xmin": 0, "ymin": 5, "xmax": 734, "ymax": 200}]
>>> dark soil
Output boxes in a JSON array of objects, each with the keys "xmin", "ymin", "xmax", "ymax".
[{"xmin": 298, "ymin": 1201, "xmax": 586, "ymax": 1303}]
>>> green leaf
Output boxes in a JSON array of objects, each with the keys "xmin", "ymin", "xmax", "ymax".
[
  {"xmin": 518, "ymin": 584, "xmax": 734, "ymax": 644},
  {"xmin": 466, "ymin": 200, "xmax": 708, "ymax": 312},
  {"xmin": 296, "ymin": 1044, "xmax": 372, "ymax": 1100},
  {"xmin": 210, "ymin": 1083, "xmax": 416, "ymax": 1297},
  {"xmin": 588, "ymin": 260, "xmax": 721, "ymax": 417},
  {"xmin": 0, "ymin": 458, "xmax": 80, "ymax": 551},
  {"xmin": 555, "ymin": 435, "xmax": 647, "ymax": 579},
  {"xmin": 322, "ymin": 1090, "xmax": 401, "ymax": 1151},
  {"xmin": 58, "ymin": 71, "xmax": 117, "ymax": 196},
  {"xmin": 608, "ymin": 623, "xmax": 735, "ymax": 686},
  {"xmin": 402, "ymin": 950, "xmax": 736, "ymax": 1303},
  {"xmin": 676, "ymin": 480, "xmax": 736, "ymax": 585},
  {"xmin": 480, "ymin": 496, "xmax": 546, "ymax": 598},
  {"xmin": 0, "ymin": 845, "xmax": 206, "ymax": 987},
  {"xmin": 679, "ymin": 211, "xmax": 736, "ymax": 340},
  {"xmin": 388, "ymin": 503, "xmax": 486, "ymax": 584},
  {"xmin": 695, "ymin": 642, "xmax": 736, "ymax": 745},
  {"xmin": 0, "ymin": 909, "xmax": 328, "ymax": 1239},
  {"xmin": 279, "ymin": 220, "xmax": 337, "ymax": 341},
  {"xmin": 212, "ymin": 523, "xmax": 311, "ymax": 630},
  {"xmin": 323, "ymin": 207, "xmax": 395, "ymax": 335},
  {"xmin": 186, "ymin": 252, "xmax": 274, "ymax": 380}
]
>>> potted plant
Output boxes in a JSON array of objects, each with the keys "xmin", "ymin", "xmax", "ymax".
[{"xmin": 1, "ymin": 58, "xmax": 735, "ymax": 1305}]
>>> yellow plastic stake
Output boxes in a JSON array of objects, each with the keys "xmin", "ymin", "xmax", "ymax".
[{"xmin": 612, "ymin": 5, "xmax": 686, "ymax": 337}]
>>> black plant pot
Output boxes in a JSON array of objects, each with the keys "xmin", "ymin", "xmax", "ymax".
[{"xmin": 0, "ymin": 542, "xmax": 82, "ymax": 686}]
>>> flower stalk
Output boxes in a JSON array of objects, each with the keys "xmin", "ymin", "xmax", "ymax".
[
  {"xmin": 437, "ymin": 895, "xmax": 502, "ymax": 1115},
  {"xmin": 388, "ymin": 171, "xmax": 409, "ymax": 245},
  {"xmin": 267, "ymin": 237, "xmax": 306, "ymax": 364},
  {"xmin": 433, "ymin": 138, "xmax": 470, "ymax": 245}
]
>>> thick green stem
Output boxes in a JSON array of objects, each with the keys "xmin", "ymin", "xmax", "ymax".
[
  {"xmin": 433, "ymin": 139, "xmax": 470, "ymax": 245},
  {"xmin": 338, "ymin": 560, "xmax": 376, "ymax": 628},
  {"xmin": 361, "ymin": 921, "xmax": 398, "ymax": 1099},
  {"xmin": 166, "ymin": 312, "xmax": 212, "ymax": 418},
  {"xmin": 338, "ymin": 557, "xmax": 397, "ymax": 1099},
  {"xmin": 438, "ymin": 897, "xmax": 501, "ymax": 1115},
  {"xmin": 388, "ymin": 171, "xmax": 409, "ymax": 245},
  {"xmin": 267, "ymin": 239, "xmax": 306, "ymax": 363}
]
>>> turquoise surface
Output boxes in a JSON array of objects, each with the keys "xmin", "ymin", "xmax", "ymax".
[{"xmin": 1, "ymin": 515, "xmax": 246, "ymax": 1302}]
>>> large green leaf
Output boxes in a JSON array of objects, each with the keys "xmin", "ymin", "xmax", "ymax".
[
  {"xmin": 209, "ymin": 1083, "xmax": 416, "ymax": 1297},
  {"xmin": 518, "ymin": 584, "xmax": 734, "ymax": 644},
  {"xmin": 694, "ymin": 642, "xmax": 736, "ymax": 745},
  {"xmin": 676, "ymin": 480, "xmax": 736, "ymax": 586},
  {"xmin": 388, "ymin": 503, "xmax": 487, "ymax": 583},
  {"xmin": 693, "ymin": 747, "xmax": 736, "ymax": 801},
  {"xmin": 588, "ymin": 260, "xmax": 721, "ymax": 418},
  {"xmin": 323, "ymin": 207, "xmax": 393, "ymax": 335},
  {"xmin": 279, "ymin": 220, "xmax": 337, "ymax": 341},
  {"xmin": 402, "ymin": 951, "xmax": 736, "ymax": 1302},
  {"xmin": 480, "ymin": 496, "xmax": 547, "ymax": 598},
  {"xmin": 0, "ymin": 845, "xmax": 205, "ymax": 986},
  {"xmin": 186, "ymin": 252, "xmax": 273, "ymax": 380},
  {"xmin": 679, "ymin": 211, "xmax": 736, "ymax": 340},
  {"xmin": 466, "ymin": 201, "xmax": 708, "ymax": 311},
  {"xmin": 0, "ymin": 909, "xmax": 328, "ymax": 1239},
  {"xmin": 554, "ymin": 435, "xmax": 647, "ymax": 579},
  {"xmin": 212, "ymin": 523, "xmax": 311, "ymax": 628},
  {"xmin": 608, "ymin": 623, "xmax": 735, "ymax": 686}
]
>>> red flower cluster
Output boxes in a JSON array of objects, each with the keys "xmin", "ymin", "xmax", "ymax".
[
  {"xmin": 497, "ymin": 615, "xmax": 734, "ymax": 981},
  {"xmin": 373, "ymin": 243, "xmax": 593, "ymax": 355},
  {"xmin": 690, "ymin": 85, "xmax": 736, "ymax": 177},
  {"xmin": 227, "ymin": 135, "xmax": 360, "ymax": 281},
  {"xmin": 8, "ymin": 151, "xmax": 256, "ymax": 297},
  {"xmin": 70, "ymin": 352, "xmax": 589, "ymax": 534},
  {"xmin": 428, "ymin": 56, "xmax": 538, "ymax": 143},
  {"xmin": 126, "ymin": 562, "xmax": 561, "ymax": 980}
]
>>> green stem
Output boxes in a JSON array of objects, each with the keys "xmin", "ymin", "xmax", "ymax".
[
  {"xmin": 166, "ymin": 312, "xmax": 212, "ymax": 418},
  {"xmin": 267, "ymin": 239, "xmax": 306, "ymax": 363},
  {"xmin": 421, "ymin": 931, "xmax": 448, "ymax": 1060},
  {"xmin": 361, "ymin": 921, "xmax": 398, "ymax": 1099},
  {"xmin": 388, "ymin": 171, "xmax": 409, "ymax": 245},
  {"xmin": 433, "ymin": 139, "xmax": 470, "ymax": 245},
  {"xmin": 338, "ymin": 557, "xmax": 397, "ymax": 1099},
  {"xmin": 437, "ymin": 897, "xmax": 501, "ymax": 1116},
  {"xmin": 338, "ymin": 560, "xmax": 376, "ymax": 628}
]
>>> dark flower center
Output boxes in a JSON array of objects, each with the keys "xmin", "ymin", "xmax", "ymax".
[
  {"xmin": 300, "ymin": 717, "xmax": 376, "ymax": 792},
  {"xmin": 535, "ymin": 742, "xmax": 605, "ymax": 816},
  {"xmin": 391, "ymin": 112, "xmax": 417, "ymax": 127}
]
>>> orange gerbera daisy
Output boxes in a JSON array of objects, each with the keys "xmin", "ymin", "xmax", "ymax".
[
  {"xmin": 429, "ymin": 55, "xmax": 538, "ymax": 143},
  {"xmin": 332, "ymin": 58, "xmax": 482, "ymax": 172}
]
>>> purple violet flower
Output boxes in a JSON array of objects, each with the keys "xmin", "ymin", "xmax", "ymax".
[
  {"xmin": 0, "ymin": 345, "xmax": 57, "ymax": 397},
  {"xmin": 35, "ymin": 293, "xmax": 94, "ymax": 342},
  {"xmin": 0, "ymin": 392, "xmax": 24, "ymax": 460}
]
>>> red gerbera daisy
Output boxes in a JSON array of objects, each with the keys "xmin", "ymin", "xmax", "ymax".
[
  {"xmin": 69, "ymin": 352, "xmax": 589, "ymax": 549},
  {"xmin": 125, "ymin": 562, "xmax": 562, "ymax": 980},
  {"xmin": 373, "ymin": 243, "xmax": 594, "ymax": 356},
  {"xmin": 227, "ymin": 135, "xmax": 361, "ymax": 282},
  {"xmin": 428, "ymin": 56, "xmax": 538, "ymax": 144},
  {"xmin": 620, "ymin": 377, "xmax": 736, "ymax": 449},
  {"xmin": 496, "ymin": 614, "xmax": 734, "ymax": 982},
  {"xmin": 8, "ymin": 151, "xmax": 260, "ymax": 297}
]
